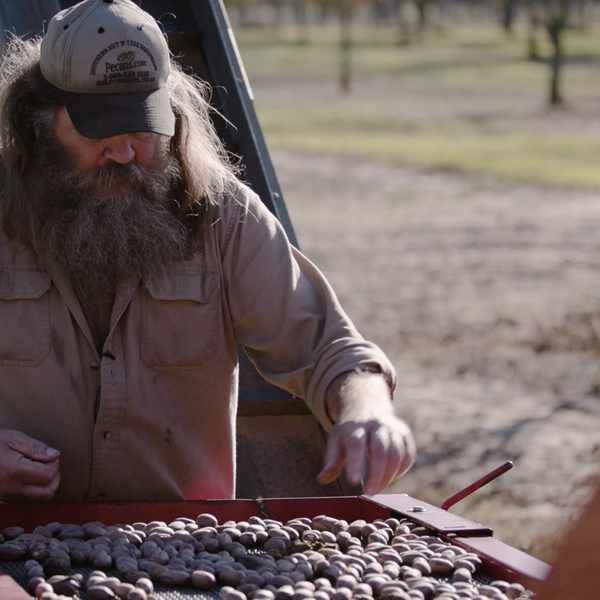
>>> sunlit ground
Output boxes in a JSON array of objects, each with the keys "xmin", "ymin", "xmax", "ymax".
[{"xmin": 226, "ymin": 10, "xmax": 600, "ymax": 562}]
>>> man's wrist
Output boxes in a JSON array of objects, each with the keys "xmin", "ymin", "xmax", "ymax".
[{"xmin": 324, "ymin": 368, "xmax": 393, "ymax": 425}]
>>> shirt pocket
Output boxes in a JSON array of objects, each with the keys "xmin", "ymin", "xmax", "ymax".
[
  {"xmin": 0, "ymin": 268, "xmax": 51, "ymax": 367},
  {"xmin": 141, "ymin": 270, "xmax": 221, "ymax": 371}
]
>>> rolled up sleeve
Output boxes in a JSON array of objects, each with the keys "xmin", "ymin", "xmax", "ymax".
[{"xmin": 220, "ymin": 188, "xmax": 396, "ymax": 430}]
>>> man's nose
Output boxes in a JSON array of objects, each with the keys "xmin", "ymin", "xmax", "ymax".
[{"xmin": 103, "ymin": 135, "xmax": 136, "ymax": 164}]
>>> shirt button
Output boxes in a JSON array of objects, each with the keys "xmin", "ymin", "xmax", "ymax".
[
  {"xmin": 90, "ymin": 361, "xmax": 100, "ymax": 370},
  {"xmin": 103, "ymin": 431, "xmax": 112, "ymax": 440}
]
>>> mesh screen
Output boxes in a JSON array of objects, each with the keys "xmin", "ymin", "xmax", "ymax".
[
  {"xmin": 0, "ymin": 559, "xmax": 221, "ymax": 599},
  {"xmin": 0, "ymin": 557, "xmax": 497, "ymax": 600}
]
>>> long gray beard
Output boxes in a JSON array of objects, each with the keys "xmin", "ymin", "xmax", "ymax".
[{"xmin": 30, "ymin": 134, "xmax": 189, "ymax": 301}]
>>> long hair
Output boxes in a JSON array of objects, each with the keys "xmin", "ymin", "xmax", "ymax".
[{"xmin": 0, "ymin": 36, "xmax": 240, "ymax": 245}]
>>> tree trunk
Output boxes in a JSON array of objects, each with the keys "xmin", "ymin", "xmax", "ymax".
[
  {"xmin": 293, "ymin": 0, "xmax": 309, "ymax": 45},
  {"xmin": 573, "ymin": 0, "xmax": 587, "ymax": 29},
  {"xmin": 526, "ymin": 1, "xmax": 539, "ymax": 60},
  {"xmin": 543, "ymin": 0, "xmax": 571, "ymax": 106},
  {"xmin": 502, "ymin": 0, "xmax": 519, "ymax": 34},
  {"xmin": 269, "ymin": 0, "xmax": 284, "ymax": 33},
  {"xmin": 415, "ymin": 0, "xmax": 427, "ymax": 35},
  {"xmin": 547, "ymin": 23, "xmax": 564, "ymax": 106},
  {"xmin": 238, "ymin": 2, "xmax": 252, "ymax": 28},
  {"xmin": 339, "ymin": 0, "xmax": 352, "ymax": 94},
  {"xmin": 316, "ymin": 0, "xmax": 329, "ymax": 24},
  {"xmin": 438, "ymin": 0, "xmax": 450, "ymax": 24},
  {"xmin": 395, "ymin": 0, "xmax": 411, "ymax": 45}
]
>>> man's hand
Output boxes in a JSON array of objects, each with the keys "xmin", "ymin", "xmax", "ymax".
[
  {"xmin": 317, "ymin": 371, "xmax": 416, "ymax": 496},
  {"xmin": 0, "ymin": 429, "xmax": 60, "ymax": 502}
]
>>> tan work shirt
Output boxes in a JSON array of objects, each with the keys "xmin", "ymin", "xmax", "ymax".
[{"xmin": 0, "ymin": 184, "xmax": 396, "ymax": 502}]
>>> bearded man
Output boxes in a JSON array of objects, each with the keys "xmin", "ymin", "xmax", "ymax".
[{"xmin": 0, "ymin": 0, "xmax": 415, "ymax": 503}]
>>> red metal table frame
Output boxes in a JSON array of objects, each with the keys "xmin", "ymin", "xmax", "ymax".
[{"xmin": 0, "ymin": 494, "xmax": 552, "ymax": 600}]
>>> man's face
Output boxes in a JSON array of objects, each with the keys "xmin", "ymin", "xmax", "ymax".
[
  {"xmin": 53, "ymin": 106, "xmax": 165, "ymax": 174},
  {"xmin": 29, "ymin": 106, "xmax": 188, "ymax": 301}
]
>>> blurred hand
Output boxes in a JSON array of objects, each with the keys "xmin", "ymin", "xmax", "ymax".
[
  {"xmin": 0, "ymin": 429, "xmax": 60, "ymax": 502},
  {"xmin": 317, "ymin": 371, "xmax": 416, "ymax": 495}
]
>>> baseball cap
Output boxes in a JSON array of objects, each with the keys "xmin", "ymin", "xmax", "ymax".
[{"xmin": 40, "ymin": 0, "xmax": 175, "ymax": 139}]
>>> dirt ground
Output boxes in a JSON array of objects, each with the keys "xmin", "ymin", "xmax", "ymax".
[{"xmin": 269, "ymin": 147, "xmax": 600, "ymax": 562}]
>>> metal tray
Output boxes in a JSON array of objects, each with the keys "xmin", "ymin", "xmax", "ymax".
[{"xmin": 0, "ymin": 495, "xmax": 551, "ymax": 599}]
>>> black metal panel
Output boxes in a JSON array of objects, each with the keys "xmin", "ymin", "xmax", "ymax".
[{"xmin": 181, "ymin": 0, "xmax": 298, "ymax": 247}]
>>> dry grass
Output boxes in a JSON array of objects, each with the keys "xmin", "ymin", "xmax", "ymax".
[{"xmin": 236, "ymin": 20, "xmax": 600, "ymax": 188}]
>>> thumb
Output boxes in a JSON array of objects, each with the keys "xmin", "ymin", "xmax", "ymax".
[{"xmin": 4, "ymin": 430, "xmax": 60, "ymax": 463}]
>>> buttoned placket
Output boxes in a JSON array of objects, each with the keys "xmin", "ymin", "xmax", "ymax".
[
  {"xmin": 86, "ymin": 328, "xmax": 127, "ymax": 501},
  {"xmin": 86, "ymin": 276, "xmax": 139, "ymax": 501},
  {"xmin": 37, "ymin": 252, "xmax": 140, "ymax": 501}
]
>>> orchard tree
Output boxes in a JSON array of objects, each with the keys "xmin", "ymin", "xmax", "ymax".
[
  {"xmin": 394, "ymin": 0, "xmax": 411, "ymax": 45},
  {"xmin": 532, "ymin": 0, "xmax": 572, "ymax": 106},
  {"xmin": 489, "ymin": 0, "xmax": 519, "ymax": 34},
  {"xmin": 414, "ymin": 0, "xmax": 435, "ymax": 35},
  {"xmin": 291, "ymin": 0, "xmax": 310, "ymax": 44},
  {"xmin": 314, "ymin": 0, "xmax": 366, "ymax": 93},
  {"xmin": 523, "ymin": 0, "xmax": 540, "ymax": 60},
  {"xmin": 501, "ymin": 0, "xmax": 520, "ymax": 34},
  {"xmin": 336, "ymin": 0, "xmax": 355, "ymax": 93},
  {"xmin": 225, "ymin": 0, "xmax": 263, "ymax": 27}
]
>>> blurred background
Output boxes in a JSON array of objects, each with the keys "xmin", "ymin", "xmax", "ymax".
[{"xmin": 225, "ymin": 0, "xmax": 600, "ymax": 563}]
